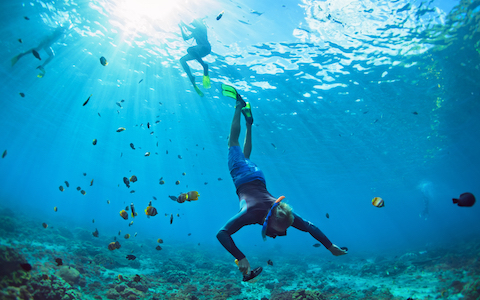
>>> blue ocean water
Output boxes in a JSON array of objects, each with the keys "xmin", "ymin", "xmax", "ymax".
[{"xmin": 0, "ymin": 0, "xmax": 479, "ymax": 299}]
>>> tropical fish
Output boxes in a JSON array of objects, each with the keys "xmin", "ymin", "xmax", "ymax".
[
  {"xmin": 133, "ymin": 274, "xmax": 141, "ymax": 282},
  {"xmin": 83, "ymin": 94, "xmax": 92, "ymax": 106},
  {"xmin": 130, "ymin": 202, "xmax": 137, "ymax": 218},
  {"xmin": 59, "ymin": 186, "xmax": 64, "ymax": 192},
  {"xmin": 129, "ymin": 175, "xmax": 137, "ymax": 183},
  {"xmin": 20, "ymin": 263, "xmax": 32, "ymax": 271},
  {"xmin": 372, "ymin": 197, "xmax": 384, "ymax": 208},
  {"xmin": 118, "ymin": 274, "xmax": 124, "ymax": 281},
  {"xmin": 313, "ymin": 243, "xmax": 321, "ymax": 248},
  {"xmin": 175, "ymin": 180, "xmax": 180, "ymax": 185},
  {"xmin": 92, "ymin": 228, "xmax": 99, "ymax": 237},
  {"xmin": 156, "ymin": 246, "xmax": 162, "ymax": 250},
  {"xmin": 107, "ymin": 200, "xmax": 110, "ymax": 204},
  {"xmin": 157, "ymin": 238, "xmax": 163, "ymax": 243},
  {"xmin": 42, "ymin": 223, "xmax": 48, "ymax": 228},
  {"xmin": 128, "ymin": 221, "xmax": 133, "ymax": 227},
  {"xmin": 177, "ymin": 191, "xmax": 200, "ymax": 203},
  {"xmin": 130, "ymin": 143, "xmax": 135, "ymax": 150},
  {"xmin": 216, "ymin": 10, "xmax": 224, "ymax": 20},
  {"xmin": 453, "ymin": 192, "xmax": 476, "ymax": 207},
  {"xmin": 116, "ymin": 127, "xmax": 126, "ymax": 132},
  {"xmin": 108, "ymin": 242, "xmax": 120, "ymax": 251},
  {"xmin": 32, "ymin": 49, "xmax": 41, "ymax": 60},
  {"xmin": 99, "ymin": 56, "xmax": 108, "ymax": 66},
  {"xmin": 168, "ymin": 195, "xmax": 177, "ymax": 201},
  {"xmin": 19, "ymin": 93, "xmax": 25, "ymax": 97},
  {"xmin": 81, "ymin": 190, "xmax": 86, "ymax": 195},
  {"xmin": 134, "ymin": 232, "xmax": 138, "ymax": 237},
  {"xmin": 144, "ymin": 152, "xmax": 150, "ymax": 156},
  {"xmin": 90, "ymin": 179, "xmax": 94, "ymax": 186},
  {"xmin": 182, "ymin": 172, "xmax": 186, "ymax": 176},
  {"xmin": 130, "ymin": 190, "xmax": 135, "ymax": 194},
  {"xmin": 54, "ymin": 207, "xmax": 57, "ymax": 212},
  {"xmin": 55, "ymin": 258, "xmax": 63, "ymax": 266},
  {"xmin": 147, "ymin": 122, "xmax": 151, "ymax": 129},
  {"xmin": 123, "ymin": 177, "xmax": 130, "ymax": 188},
  {"xmin": 145, "ymin": 206, "xmax": 158, "ymax": 216},
  {"xmin": 93, "ymin": 139, "xmax": 97, "ymax": 145},
  {"xmin": 124, "ymin": 234, "xmax": 130, "ymax": 239},
  {"xmin": 126, "ymin": 255, "xmax": 136, "ymax": 261},
  {"xmin": 267, "ymin": 260, "xmax": 273, "ymax": 266},
  {"xmin": 64, "ymin": 181, "xmax": 69, "ymax": 187},
  {"xmin": 159, "ymin": 179, "xmax": 165, "ymax": 185},
  {"xmin": 119, "ymin": 210, "xmax": 128, "ymax": 220}
]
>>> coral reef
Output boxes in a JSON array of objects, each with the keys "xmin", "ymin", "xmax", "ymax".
[{"xmin": 55, "ymin": 266, "xmax": 80, "ymax": 286}]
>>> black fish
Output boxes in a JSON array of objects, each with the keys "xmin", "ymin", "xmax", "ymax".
[
  {"xmin": 20, "ymin": 263, "xmax": 32, "ymax": 271},
  {"xmin": 156, "ymin": 245, "xmax": 162, "ymax": 250},
  {"xmin": 178, "ymin": 155, "xmax": 182, "ymax": 159},
  {"xmin": 130, "ymin": 190, "xmax": 135, "ymax": 193},
  {"xmin": 170, "ymin": 214, "xmax": 173, "ymax": 224},
  {"xmin": 188, "ymin": 233, "xmax": 191, "ymax": 236},
  {"xmin": 313, "ymin": 243, "xmax": 321, "ymax": 248},
  {"xmin": 168, "ymin": 195, "xmax": 177, "ymax": 201},
  {"xmin": 123, "ymin": 177, "xmax": 130, "ymax": 188},
  {"xmin": 83, "ymin": 173, "xmax": 87, "ymax": 176},
  {"xmin": 267, "ymin": 259, "xmax": 273, "ymax": 266},
  {"xmin": 32, "ymin": 49, "xmax": 41, "ymax": 60},
  {"xmin": 19, "ymin": 93, "xmax": 25, "ymax": 97},
  {"xmin": 326, "ymin": 213, "xmax": 329, "ymax": 219},
  {"xmin": 98, "ymin": 113, "xmax": 101, "ymax": 117},
  {"xmin": 83, "ymin": 94, "xmax": 92, "ymax": 106},
  {"xmin": 130, "ymin": 143, "xmax": 135, "ymax": 150},
  {"xmin": 153, "ymin": 196, "xmax": 157, "ymax": 200},
  {"xmin": 126, "ymin": 255, "xmax": 136, "ymax": 261},
  {"xmin": 218, "ymin": 178, "xmax": 223, "ymax": 181},
  {"xmin": 271, "ymin": 143, "xmax": 276, "ymax": 149},
  {"xmin": 453, "ymin": 192, "xmax": 476, "ymax": 207},
  {"xmin": 99, "ymin": 56, "xmax": 108, "ymax": 66},
  {"xmin": 76, "ymin": 187, "xmax": 81, "ymax": 191},
  {"xmin": 24, "ymin": 16, "xmax": 30, "ymax": 20},
  {"xmin": 116, "ymin": 102, "xmax": 122, "ymax": 108},
  {"xmin": 92, "ymin": 228, "xmax": 99, "ymax": 237},
  {"xmin": 138, "ymin": 79, "xmax": 143, "ymax": 84},
  {"xmin": 55, "ymin": 258, "xmax": 63, "ymax": 266},
  {"xmin": 2, "ymin": 150, "xmax": 6, "ymax": 158},
  {"xmin": 65, "ymin": 181, "xmax": 69, "ymax": 188},
  {"xmin": 18, "ymin": 39, "xmax": 23, "ymax": 43},
  {"xmin": 133, "ymin": 274, "xmax": 141, "ymax": 282}
]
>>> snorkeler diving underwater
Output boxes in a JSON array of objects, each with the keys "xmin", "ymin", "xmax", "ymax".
[{"xmin": 0, "ymin": 0, "xmax": 479, "ymax": 299}]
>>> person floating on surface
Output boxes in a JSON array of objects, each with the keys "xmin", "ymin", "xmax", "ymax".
[
  {"xmin": 179, "ymin": 19, "xmax": 211, "ymax": 97},
  {"xmin": 217, "ymin": 84, "xmax": 348, "ymax": 276},
  {"xmin": 11, "ymin": 23, "xmax": 69, "ymax": 78}
]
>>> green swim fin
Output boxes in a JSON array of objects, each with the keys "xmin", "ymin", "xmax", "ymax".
[
  {"xmin": 203, "ymin": 75, "xmax": 211, "ymax": 89},
  {"xmin": 222, "ymin": 84, "xmax": 237, "ymax": 99},
  {"xmin": 222, "ymin": 84, "xmax": 246, "ymax": 107},
  {"xmin": 194, "ymin": 85, "xmax": 204, "ymax": 97},
  {"xmin": 242, "ymin": 102, "xmax": 253, "ymax": 125},
  {"xmin": 11, "ymin": 55, "xmax": 19, "ymax": 66}
]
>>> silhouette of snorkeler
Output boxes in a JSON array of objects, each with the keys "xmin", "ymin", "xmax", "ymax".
[
  {"xmin": 11, "ymin": 23, "xmax": 69, "ymax": 78},
  {"xmin": 179, "ymin": 18, "xmax": 211, "ymax": 97}
]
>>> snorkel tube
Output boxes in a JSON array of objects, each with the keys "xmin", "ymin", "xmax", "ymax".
[{"xmin": 261, "ymin": 196, "xmax": 285, "ymax": 241}]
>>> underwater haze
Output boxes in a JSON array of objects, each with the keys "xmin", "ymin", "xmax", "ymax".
[{"xmin": 1, "ymin": 0, "xmax": 479, "ymax": 299}]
